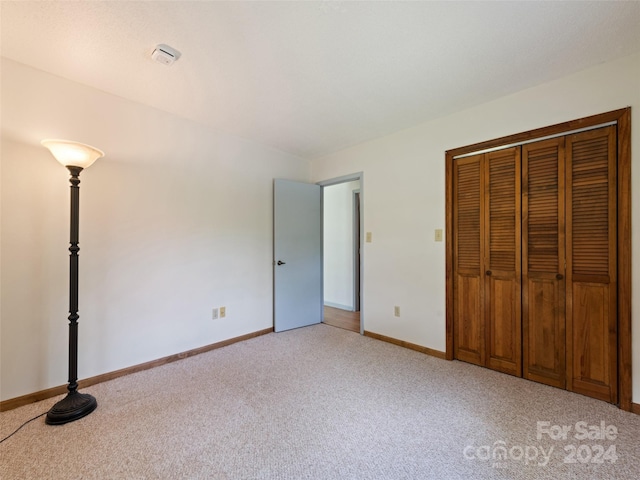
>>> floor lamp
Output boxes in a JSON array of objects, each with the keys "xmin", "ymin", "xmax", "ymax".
[{"xmin": 41, "ymin": 139, "xmax": 104, "ymax": 425}]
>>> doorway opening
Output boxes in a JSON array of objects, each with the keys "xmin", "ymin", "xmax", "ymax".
[{"xmin": 318, "ymin": 173, "xmax": 364, "ymax": 334}]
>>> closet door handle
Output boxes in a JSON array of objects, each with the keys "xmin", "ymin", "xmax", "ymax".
[
  {"xmin": 485, "ymin": 270, "xmax": 492, "ymax": 276},
  {"xmin": 556, "ymin": 273, "xmax": 563, "ymax": 280}
]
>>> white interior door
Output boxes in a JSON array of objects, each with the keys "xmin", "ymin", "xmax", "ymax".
[{"xmin": 273, "ymin": 179, "xmax": 322, "ymax": 332}]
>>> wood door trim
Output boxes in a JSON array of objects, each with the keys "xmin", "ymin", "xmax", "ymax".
[
  {"xmin": 617, "ymin": 108, "xmax": 632, "ymax": 411},
  {"xmin": 445, "ymin": 107, "xmax": 632, "ymax": 411},
  {"xmin": 447, "ymin": 109, "xmax": 628, "ymax": 159},
  {"xmin": 446, "ymin": 149, "xmax": 455, "ymax": 360}
]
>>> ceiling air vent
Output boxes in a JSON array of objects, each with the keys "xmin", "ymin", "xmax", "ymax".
[{"xmin": 151, "ymin": 44, "xmax": 181, "ymax": 66}]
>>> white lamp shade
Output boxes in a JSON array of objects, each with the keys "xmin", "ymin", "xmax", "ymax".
[{"xmin": 41, "ymin": 139, "xmax": 104, "ymax": 169}]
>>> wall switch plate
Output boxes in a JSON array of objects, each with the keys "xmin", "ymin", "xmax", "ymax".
[
  {"xmin": 366, "ymin": 232, "xmax": 372, "ymax": 243},
  {"xmin": 212, "ymin": 308, "xmax": 219, "ymax": 320},
  {"xmin": 394, "ymin": 306, "xmax": 400, "ymax": 317},
  {"xmin": 435, "ymin": 229, "xmax": 443, "ymax": 242},
  {"xmin": 220, "ymin": 306, "xmax": 226, "ymax": 318}
]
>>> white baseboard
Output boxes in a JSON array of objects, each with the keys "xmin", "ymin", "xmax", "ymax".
[{"xmin": 323, "ymin": 301, "xmax": 354, "ymax": 311}]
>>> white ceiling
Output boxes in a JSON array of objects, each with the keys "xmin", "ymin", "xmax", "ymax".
[{"xmin": 2, "ymin": 1, "xmax": 640, "ymax": 159}]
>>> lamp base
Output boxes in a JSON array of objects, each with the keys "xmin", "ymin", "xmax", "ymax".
[{"xmin": 46, "ymin": 391, "xmax": 97, "ymax": 425}]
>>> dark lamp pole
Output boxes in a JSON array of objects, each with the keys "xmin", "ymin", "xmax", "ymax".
[{"xmin": 41, "ymin": 139, "xmax": 104, "ymax": 425}]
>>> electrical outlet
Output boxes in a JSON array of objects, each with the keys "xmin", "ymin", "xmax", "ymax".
[
  {"xmin": 366, "ymin": 232, "xmax": 372, "ymax": 243},
  {"xmin": 394, "ymin": 306, "xmax": 400, "ymax": 317},
  {"xmin": 435, "ymin": 229, "xmax": 443, "ymax": 242},
  {"xmin": 212, "ymin": 308, "xmax": 219, "ymax": 320},
  {"xmin": 220, "ymin": 306, "xmax": 226, "ymax": 318}
]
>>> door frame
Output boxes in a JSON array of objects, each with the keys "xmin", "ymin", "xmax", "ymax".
[
  {"xmin": 353, "ymin": 189, "xmax": 361, "ymax": 312},
  {"xmin": 445, "ymin": 108, "xmax": 632, "ymax": 411},
  {"xmin": 317, "ymin": 172, "xmax": 365, "ymax": 335}
]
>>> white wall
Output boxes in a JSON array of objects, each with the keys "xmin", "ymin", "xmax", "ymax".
[
  {"xmin": 323, "ymin": 180, "xmax": 360, "ymax": 310},
  {"xmin": 0, "ymin": 59, "xmax": 310, "ymax": 401},
  {"xmin": 311, "ymin": 52, "xmax": 640, "ymax": 403}
]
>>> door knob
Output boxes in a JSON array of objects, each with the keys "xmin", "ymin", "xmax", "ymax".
[
  {"xmin": 486, "ymin": 270, "xmax": 492, "ymax": 276},
  {"xmin": 277, "ymin": 260, "xmax": 286, "ymax": 266},
  {"xmin": 556, "ymin": 273, "xmax": 563, "ymax": 280}
]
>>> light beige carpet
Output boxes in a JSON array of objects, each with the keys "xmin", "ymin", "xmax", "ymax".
[{"xmin": 1, "ymin": 324, "xmax": 639, "ymax": 479}]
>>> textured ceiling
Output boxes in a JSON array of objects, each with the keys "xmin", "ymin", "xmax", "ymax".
[{"xmin": 2, "ymin": 1, "xmax": 640, "ymax": 159}]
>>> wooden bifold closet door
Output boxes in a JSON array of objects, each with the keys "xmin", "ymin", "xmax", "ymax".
[
  {"xmin": 452, "ymin": 155, "xmax": 484, "ymax": 367},
  {"xmin": 522, "ymin": 137, "xmax": 566, "ymax": 388},
  {"xmin": 452, "ymin": 125, "xmax": 618, "ymax": 403},
  {"xmin": 453, "ymin": 148, "xmax": 521, "ymax": 376},
  {"xmin": 565, "ymin": 126, "xmax": 617, "ymax": 403},
  {"xmin": 484, "ymin": 148, "xmax": 521, "ymax": 376}
]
